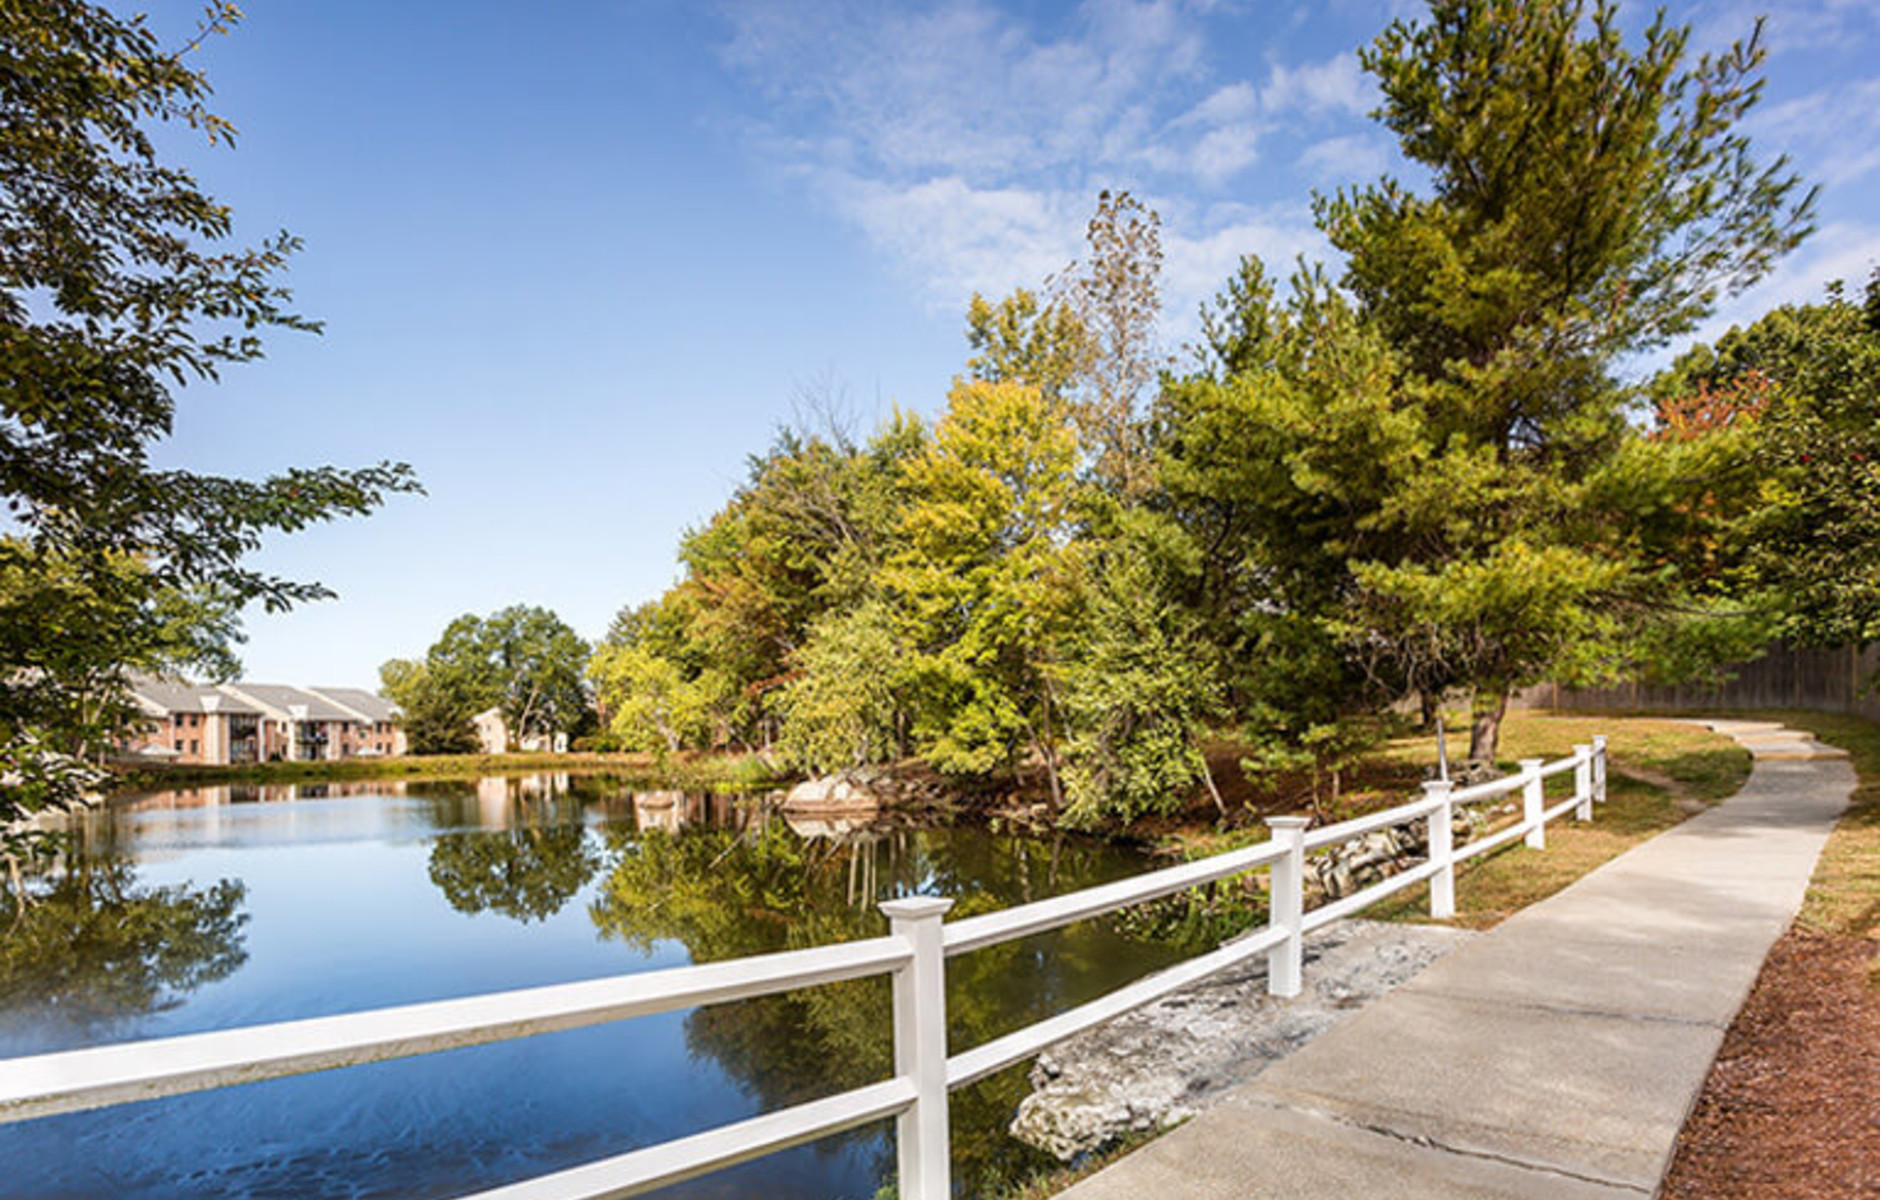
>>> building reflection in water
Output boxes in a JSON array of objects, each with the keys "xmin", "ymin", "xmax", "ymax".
[{"xmin": 98, "ymin": 773, "xmax": 920, "ymax": 916}]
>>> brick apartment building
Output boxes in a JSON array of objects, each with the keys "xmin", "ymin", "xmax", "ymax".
[{"xmin": 122, "ymin": 678, "xmax": 406, "ymax": 764}]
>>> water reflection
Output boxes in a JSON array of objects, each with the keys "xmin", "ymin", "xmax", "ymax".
[
  {"xmin": 428, "ymin": 824, "xmax": 600, "ymax": 924},
  {"xmin": 0, "ymin": 857, "xmax": 248, "ymax": 1052},
  {"xmin": 1, "ymin": 773, "xmax": 1176, "ymax": 1199}
]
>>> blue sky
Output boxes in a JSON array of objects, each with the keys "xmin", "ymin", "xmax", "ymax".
[{"xmin": 134, "ymin": 0, "xmax": 1880, "ymax": 687}]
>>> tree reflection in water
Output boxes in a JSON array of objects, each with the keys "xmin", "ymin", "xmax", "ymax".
[
  {"xmin": 427, "ymin": 822, "xmax": 601, "ymax": 924},
  {"xmin": 0, "ymin": 778, "xmax": 1175, "ymax": 1199},
  {"xmin": 587, "ymin": 810, "xmax": 1182, "ymax": 1194},
  {"xmin": 0, "ymin": 856, "xmax": 247, "ymax": 1047}
]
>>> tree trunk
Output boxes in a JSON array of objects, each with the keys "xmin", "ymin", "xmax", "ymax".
[
  {"xmin": 1199, "ymin": 756, "xmax": 1227, "ymax": 817},
  {"xmin": 1418, "ymin": 688, "xmax": 1441, "ymax": 731},
  {"xmin": 1036, "ymin": 733, "xmax": 1064, "ymax": 817},
  {"xmin": 655, "ymin": 713, "xmax": 682, "ymax": 755},
  {"xmin": 1468, "ymin": 684, "xmax": 1509, "ymax": 765},
  {"xmin": 1035, "ymin": 682, "xmax": 1064, "ymax": 817},
  {"xmin": 6, "ymin": 852, "xmax": 25, "ymax": 922}
]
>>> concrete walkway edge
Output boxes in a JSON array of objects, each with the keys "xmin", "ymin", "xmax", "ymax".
[{"xmin": 1055, "ymin": 721, "xmax": 1854, "ymax": 1199}]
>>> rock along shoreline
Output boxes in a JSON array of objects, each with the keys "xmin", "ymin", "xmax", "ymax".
[{"xmin": 1010, "ymin": 918, "xmax": 1474, "ymax": 1160}]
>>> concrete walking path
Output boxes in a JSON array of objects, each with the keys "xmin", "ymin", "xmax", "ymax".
[{"xmin": 1056, "ymin": 720, "xmax": 1855, "ymax": 1199}]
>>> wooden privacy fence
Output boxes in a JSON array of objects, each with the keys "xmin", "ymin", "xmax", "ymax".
[
  {"xmin": 0, "ymin": 739, "xmax": 1609, "ymax": 1200},
  {"xmin": 1529, "ymin": 643, "xmax": 1880, "ymax": 723}
]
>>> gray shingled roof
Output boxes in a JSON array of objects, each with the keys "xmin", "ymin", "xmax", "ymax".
[
  {"xmin": 127, "ymin": 677, "xmax": 263, "ymax": 716},
  {"xmin": 221, "ymin": 683, "xmax": 361, "ymax": 722},
  {"xmin": 307, "ymin": 687, "xmax": 400, "ymax": 722}
]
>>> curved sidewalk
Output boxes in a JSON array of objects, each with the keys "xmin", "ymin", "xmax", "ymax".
[{"xmin": 1057, "ymin": 721, "xmax": 1854, "ymax": 1200}]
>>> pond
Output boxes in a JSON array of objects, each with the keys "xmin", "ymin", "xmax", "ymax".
[{"xmin": 0, "ymin": 775, "xmax": 1188, "ymax": 1200}]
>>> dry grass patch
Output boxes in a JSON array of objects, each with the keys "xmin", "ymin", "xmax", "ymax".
[
  {"xmin": 1365, "ymin": 774, "xmax": 1701, "ymax": 928},
  {"xmin": 1383, "ymin": 710, "xmax": 1750, "ymax": 803},
  {"xmin": 1365, "ymin": 712, "xmax": 1750, "ymax": 929},
  {"xmin": 1166, "ymin": 713, "xmax": 1749, "ymax": 930}
]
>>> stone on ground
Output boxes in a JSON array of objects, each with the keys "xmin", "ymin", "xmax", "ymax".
[{"xmin": 1011, "ymin": 919, "xmax": 1473, "ymax": 1160}]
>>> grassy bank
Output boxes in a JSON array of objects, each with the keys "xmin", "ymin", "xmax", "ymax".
[
  {"xmin": 1362, "ymin": 711, "xmax": 1751, "ymax": 928},
  {"xmin": 108, "ymin": 750, "xmax": 787, "ymax": 795},
  {"xmin": 1173, "ymin": 711, "xmax": 1748, "ymax": 911}
]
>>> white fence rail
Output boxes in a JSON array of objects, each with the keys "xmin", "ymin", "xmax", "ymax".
[{"xmin": 0, "ymin": 737, "xmax": 1608, "ymax": 1200}]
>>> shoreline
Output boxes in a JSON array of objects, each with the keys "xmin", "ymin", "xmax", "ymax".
[{"xmin": 104, "ymin": 750, "xmax": 788, "ymax": 797}]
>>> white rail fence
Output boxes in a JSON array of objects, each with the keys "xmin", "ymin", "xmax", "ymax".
[{"xmin": 0, "ymin": 737, "xmax": 1609, "ymax": 1200}]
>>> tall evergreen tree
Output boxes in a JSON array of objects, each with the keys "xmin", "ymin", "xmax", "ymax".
[{"xmin": 1310, "ymin": 0, "xmax": 1813, "ymax": 760}]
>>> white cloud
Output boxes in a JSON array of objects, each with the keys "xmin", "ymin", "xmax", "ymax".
[
  {"xmin": 1176, "ymin": 81, "xmax": 1260, "ymax": 128},
  {"xmin": 1161, "ymin": 206, "xmax": 1328, "ymax": 335},
  {"xmin": 1686, "ymin": 0, "xmax": 1880, "ymax": 55},
  {"xmin": 716, "ymin": 0, "xmax": 1365, "ymax": 325},
  {"xmin": 1262, "ymin": 53, "xmax": 1371, "ymax": 118},
  {"xmin": 721, "ymin": 0, "xmax": 1207, "ymax": 183},
  {"xmin": 1751, "ymin": 76, "xmax": 1880, "ymax": 189},
  {"xmin": 1623, "ymin": 218, "xmax": 1880, "ymax": 379},
  {"xmin": 1190, "ymin": 124, "xmax": 1261, "ymax": 184},
  {"xmin": 824, "ymin": 173, "xmax": 1087, "ymax": 306},
  {"xmin": 1702, "ymin": 220, "xmax": 1880, "ymax": 335},
  {"xmin": 1296, "ymin": 132, "xmax": 1396, "ymax": 182}
]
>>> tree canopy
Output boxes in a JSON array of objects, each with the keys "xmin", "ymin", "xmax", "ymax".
[
  {"xmin": 0, "ymin": 2, "xmax": 418, "ymax": 872},
  {"xmin": 585, "ymin": 0, "xmax": 1837, "ymax": 828},
  {"xmin": 381, "ymin": 605, "xmax": 591, "ymax": 754},
  {"xmin": 1304, "ymin": 0, "xmax": 1812, "ymax": 759},
  {"xmin": 1648, "ymin": 273, "xmax": 1880, "ymax": 649}
]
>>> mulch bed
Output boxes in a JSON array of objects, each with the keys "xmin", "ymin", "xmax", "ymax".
[{"xmin": 1661, "ymin": 929, "xmax": 1880, "ymax": 1199}]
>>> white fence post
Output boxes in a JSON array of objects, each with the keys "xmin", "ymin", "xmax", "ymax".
[
  {"xmin": 1592, "ymin": 734, "xmax": 1608, "ymax": 804},
  {"xmin": 1265, "ymin": 817, "xmax": 1309, "ymax": 998},
  {"xmin": 1520, "ymin": 757, "xmax": 1546, "ymax": 850},
  {"xmin": 1573, "ymin": 744, "xmax": 1594, "ymax": 821},
  {"xmin": 881, "ymin": 896, "xmax": 953, "ymax": 1200},
  {"xmin": 1423, "ymin": 779, "xmax": 1456, "ymax": 919}
]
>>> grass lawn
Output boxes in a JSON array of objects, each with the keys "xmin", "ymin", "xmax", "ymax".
[
  {"xmin": 1174, "ymin": 712, "xmax": 1751, "ymax": 930},
  {"xmin": 1387, "ymin": 709, "xmax": 1750, "ymax": 803},
  {"xmin": 1363, "ymin": 710, "xmax": 1751, "ymax": 928}
]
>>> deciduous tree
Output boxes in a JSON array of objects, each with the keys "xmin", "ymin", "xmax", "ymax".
[
  {"xmin": 387, "ymin": 607, "xmax": 590, "ymax": 753},
  {"xmin": 887, "ymin": 380, "xmax": 1086, "ymax": 806},
  {"xmin": 1651, "ymin": 276, "xmax": 1880, "ymax": 649},
  {"xmin": 0, "ymin": 2, "xmax": 418, "ymax": 862}
]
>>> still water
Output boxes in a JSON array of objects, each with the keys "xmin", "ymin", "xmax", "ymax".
[{"xmin": 0, "ymin": 776, "xmax": 1182, "ymax": 1199}]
